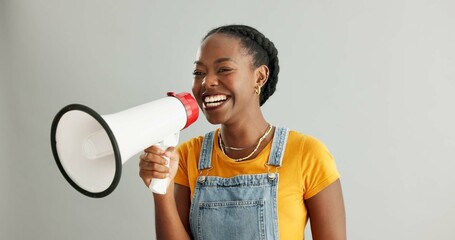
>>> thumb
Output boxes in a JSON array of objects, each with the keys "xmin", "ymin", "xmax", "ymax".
[
  {"xmin": 143, "ymin": 178, "xmax": 151, "ymax": 188},
  {"xmin": 164, "ymin": 147, "xmax": 179, "ymax": 178}
]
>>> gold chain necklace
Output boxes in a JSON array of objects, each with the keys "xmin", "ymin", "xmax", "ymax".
[
  {"xmin": 218, "ymin": 124, "xmax": 273, "ymax": 162},
  {"xmin": 220, "ymin": 139, "xmax": 254, "ymax": 151}
]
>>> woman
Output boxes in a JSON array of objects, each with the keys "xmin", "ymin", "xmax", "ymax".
[{"xmin": 139, "ymin": 24, "xmax": 346, "ymax": 240}]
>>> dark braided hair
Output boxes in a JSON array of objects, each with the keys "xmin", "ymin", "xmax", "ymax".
[{"xmin": 203, "ymin": 24, "xmax": 280, "ymax": 106}]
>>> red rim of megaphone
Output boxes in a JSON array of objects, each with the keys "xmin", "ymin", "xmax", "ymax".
[{"xmin": 167, "ymin": 92, "xmax": 199, "ymax": 129}]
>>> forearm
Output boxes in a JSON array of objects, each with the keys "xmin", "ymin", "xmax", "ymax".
[{"xmin": 153, "ymin": 185, "xmax": 191, "ymax": 240}]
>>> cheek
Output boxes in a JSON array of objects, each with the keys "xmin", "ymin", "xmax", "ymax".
[
  {"xmin": 191, "ymin": 80, "xmax": 200, "ymax": 95},
  {"xmin": 191, "ymin": 81, "xmax": 203, "ymax": 105}
]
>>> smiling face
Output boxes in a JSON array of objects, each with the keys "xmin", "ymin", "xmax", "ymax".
[{"xmin": 192, "ymin": 33, "xmax": 265, "ymax": 125}]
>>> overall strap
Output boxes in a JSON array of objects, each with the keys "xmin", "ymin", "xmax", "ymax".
[
  {"xmin": 267, "ymin": 126, "xmax": 289, "ymax": 167},
  {"xmin": 198, "ymin": 131, "xmax": 215, "ymax": 170}
]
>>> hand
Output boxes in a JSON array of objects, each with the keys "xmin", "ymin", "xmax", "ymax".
[{"xmin": 139, "ymin": 145, "xmax": 179, "ymax": 188}]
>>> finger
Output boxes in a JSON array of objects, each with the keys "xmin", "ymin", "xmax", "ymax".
[
  {"xmin": 139, "ymin": 152, "xmax": 148, "ymax": 160},
  {"xmin": 139, "ymin": 169, "xmax": 169, "ymax": 180},
  {"xmin": 145, "ymin": 179, "xmax": 151, "ymax": 186},
  {"xmin": 140, "ymin": 151, "xmax": 168, "ymax": 165},
  {"xmin": 144, "ymin": 145, "xmax": 166, "ymax": 155},
  {"xmin": 139, "ymin": 161, "xmax": 170, "ymax": 173},
  {"xmin": 160, "ymin": 147, "xmax": 179, "ymax": 164},
  {"xmin": 162, "ymin": 146, "xmax": 175, "ymax": 157},
  {"xmin": 139, "ymin": 169, "xmax": 151, "ymax": 185},
  {"xmin": 140, "ymin": 170, "xmax": 168, "ymax": 187}
]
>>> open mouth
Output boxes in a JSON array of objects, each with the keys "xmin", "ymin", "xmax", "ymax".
[{"xmin": 203, "ymin": 94, "xmax": 228, "ymax": 108}]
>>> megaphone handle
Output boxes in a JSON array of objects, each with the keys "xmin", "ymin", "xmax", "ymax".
[
  {"xmin": 148, "ymin": 132, "xmax": 179, "ymax": 195},
  {"xmin": 149, "ymin": 144, "xmax": 171, "ymax": 194}
]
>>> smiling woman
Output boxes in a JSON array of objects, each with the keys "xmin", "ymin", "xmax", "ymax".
[{"xmin": 139, "ymin": 24, "xmax": 346, "ymax": 240}]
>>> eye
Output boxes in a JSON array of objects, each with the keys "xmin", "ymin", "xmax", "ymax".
[
  {"xmin": 192, "ymin": 70, "xmax": 205, "ymax": 77},
  {"xmin": 218, "ymin": 68, "xmax": 232, "ymax": 74}
]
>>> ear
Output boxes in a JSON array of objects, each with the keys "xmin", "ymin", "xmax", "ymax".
[{"xmin": 255, "ymin": 65, "xmax": 269, "ymax": 87}]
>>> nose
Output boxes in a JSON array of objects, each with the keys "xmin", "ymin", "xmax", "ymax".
[{"xmin": 202, "ymin": 73, "xmax": 219, "ymax": 88}]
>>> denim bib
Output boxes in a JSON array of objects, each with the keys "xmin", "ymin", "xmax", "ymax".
[{"xmin": 189, "ymin": 127, "xmax": 289, "ymax": 240}]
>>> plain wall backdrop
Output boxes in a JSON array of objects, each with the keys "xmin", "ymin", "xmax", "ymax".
[{"xmin": 1, "ymin": 0, "xmax": 454, "ymax": 239}]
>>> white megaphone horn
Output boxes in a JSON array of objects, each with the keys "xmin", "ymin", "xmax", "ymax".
[{"xmin": 50, "ymin": 92, "xmax": 199, "ymax": 198}]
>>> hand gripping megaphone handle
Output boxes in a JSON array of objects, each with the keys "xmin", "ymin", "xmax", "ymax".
[{"xmin": 149, "ymin": 132, "xmax": 179, "ymax": 194}]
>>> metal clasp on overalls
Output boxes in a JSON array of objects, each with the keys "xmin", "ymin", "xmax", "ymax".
[
  {"xmin": 197, "ymin": 167, "xmax": 213, "ymax": 183},
  {"xmin": 265, "ymin": 163, "xmax": 280, "ymax": 181}
]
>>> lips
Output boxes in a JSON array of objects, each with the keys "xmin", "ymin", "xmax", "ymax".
[{"xmin": 203, "ymin": 94, "xmax": 228, "ymax": 108}]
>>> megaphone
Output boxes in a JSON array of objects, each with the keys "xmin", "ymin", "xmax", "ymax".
[{"xmin": 50, "ymin": 92, "xmax": 199, "ymax": 198}]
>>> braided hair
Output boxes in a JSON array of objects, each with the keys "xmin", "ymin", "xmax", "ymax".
[{"xmin": 203, "ymin": 24, "xmax": 280, "ymax": 106}]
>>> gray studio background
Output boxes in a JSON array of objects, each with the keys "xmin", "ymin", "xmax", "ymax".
[{"xmin": 1, "ymin": 0, "xmax": 454, "ymax": 239}]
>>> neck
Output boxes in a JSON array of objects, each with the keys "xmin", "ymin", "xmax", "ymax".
[
  {"xmin": 218, "ymin": 120, "xmax": 274, "ymax": 161},
  {"xmin": 220, "ymin": 118, "xmax": 270, "ymax": 149}
]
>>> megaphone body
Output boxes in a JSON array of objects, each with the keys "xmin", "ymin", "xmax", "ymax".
[{"xmin": 51, "ymin": 92, "xmax": 199, "ymax": 198}]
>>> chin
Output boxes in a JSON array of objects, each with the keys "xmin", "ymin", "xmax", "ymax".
[
  {"xmin": 203, "ymin": 114, "xmax": 224, "ymax": 125},
  {"xmin": 206, "ymin": 117, "xmax": 223, "ymax": 125}
]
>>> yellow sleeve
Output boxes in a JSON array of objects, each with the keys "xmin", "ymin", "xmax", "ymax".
[
  {"xmin": 174, "ymin": 141, "xmax": 191, "ymax": 187},
  {"xmin": 174, "ymin": 136, "xmax": 203, "ymax": 188},
  {"xmin": 302, "ymin": 135, "xmax": 340, "ymax": 199}
]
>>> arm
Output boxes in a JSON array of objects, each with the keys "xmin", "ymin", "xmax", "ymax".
[
  {"xmin": 305, "ymin": 179, "xmax": 346, "ymax": 240},
  {"xmin": 139, "ymin": 146, "xmax": 192, "ymax": 240},
  {"xmin": 153, "ymin": 182, "xmax": 192, "ymax": 240},
  {"xmin": 174, "ymin": 184, "xmax": 192, "ymax": 235}
]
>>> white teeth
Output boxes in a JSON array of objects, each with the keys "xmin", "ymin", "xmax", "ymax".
[
  {"xmin": 205, "ymin": 102, "xmax": 223, "ymax": 107},
  {"xmin": 203, "ymin": 95, "xmax": 227, "ymax": 108},
  {"xmin": 204, "ymin": 95, "xmax": 227, "ymax": 103}
]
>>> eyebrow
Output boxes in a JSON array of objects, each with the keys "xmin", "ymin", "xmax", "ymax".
[{"xmin": 194, "ymin": 57, "xmax": 236, "ymax": 66}]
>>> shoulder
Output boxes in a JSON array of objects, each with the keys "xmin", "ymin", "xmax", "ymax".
[
  {"xmin": 284, "ymin": 130, "xmax": 335, "ymax": 167},
  {"xmin": 177, "ymin": 135, "xmax": 204, "ymax": 154},
  {"xmin": 286, "ymin": 130, "xmax": 330, "ymax": 153},
  {"xmin": 177, "ymin": 130, "xmax": 218, "ymax": 156}
]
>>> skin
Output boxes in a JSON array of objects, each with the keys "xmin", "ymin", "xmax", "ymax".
[{"xmin": 139, "ymin": 33, "xmax": 346, "ymax": 240}]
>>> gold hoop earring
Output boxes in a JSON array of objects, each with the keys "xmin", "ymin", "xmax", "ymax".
[{"xmin": 255, "ymin": 85, "xmax": 261, "ymax": 95}]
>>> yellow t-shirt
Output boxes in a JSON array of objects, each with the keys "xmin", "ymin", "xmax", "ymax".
[{"xmin": 175, "ymin": 129, "xmax": 340, "ymax": 240}]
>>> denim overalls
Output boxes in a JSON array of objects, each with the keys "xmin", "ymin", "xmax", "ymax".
[{"xmin": 189, "ymin": 127, "xmax": 289, "ymax": 240}]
